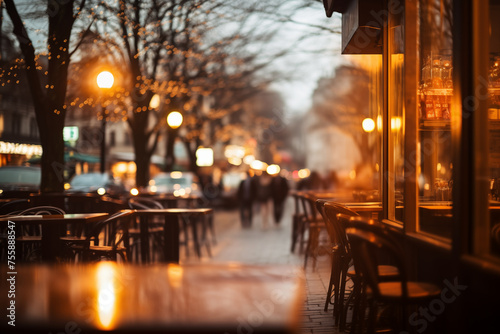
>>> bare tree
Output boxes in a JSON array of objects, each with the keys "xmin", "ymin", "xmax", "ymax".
[{"xmin": 2, "ymin": 0, "xmax": 87, "ymax": 193}]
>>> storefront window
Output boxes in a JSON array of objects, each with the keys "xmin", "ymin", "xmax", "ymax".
[
  {"xmin": 389, "ymin": 0, "xmax": 405, "ymax": 222},
  {"xmin": 488, "ymin": 1, "xmax": 500, "ymax": 257},
  {"xmin": 417, "ymin": 0, "xmax": 453, "ymax": 239}
]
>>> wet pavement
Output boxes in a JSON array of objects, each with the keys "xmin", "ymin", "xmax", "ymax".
[{"xmin": 180, "ymin": 197, "xmax": 342, "ymax": 334}]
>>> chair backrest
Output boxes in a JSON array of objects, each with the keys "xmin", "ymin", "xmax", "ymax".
[
  {"xmin": 322, "ymin": 202, "xmax": 359, "ymax": 250},
  {"xmin": 0, "ymin": 198, "xmax": 31, "ymax": 215},
  {"xmin": 345, "ymin": 217, "xmax": 408, "ymax": 299},
  {"xmin": 17, "ymin": 206, "xmax": 66, "ymax": 215},
  {"xmin": 86, "ymin": 209, "xmax": 134, "ymax": 250},
  {"xmin": 128, "ymin": 197, "xmax": 163, "ymax": 210},
  {"xmin": 299, "ymin": 192, "xmax": 320, "ymax": 224}
]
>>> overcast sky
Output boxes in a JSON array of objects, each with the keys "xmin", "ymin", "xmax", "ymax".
[{"xmin": 268, "ymin": 8, "xmax": 343, "ymax": 116}]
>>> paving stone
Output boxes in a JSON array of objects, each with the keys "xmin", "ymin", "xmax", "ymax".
[{"xmin": 180, "ymin": 198, "xmax": 344, "ymax": 333}]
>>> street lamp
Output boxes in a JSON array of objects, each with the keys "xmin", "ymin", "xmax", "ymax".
[
  {"xmin": 96, "ymin": 71, "xmax": 114, "ymax": 174},
  {"xmin": 165, "ymin": 110, "xmax": 183, "ymax": 171},
  {"xmin": 167, "ymin": 111, "xmax": 183, "ymax": 129}
]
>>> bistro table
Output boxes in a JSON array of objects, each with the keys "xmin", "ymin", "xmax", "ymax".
[
  {"xmin": 133, "ymin": 208, "xmax": 213, "ymax": 263},
  {"xmin": 0, "ymin": 262, "xmax": 305, "ymax": 334},
  {"xmin": 0, "ymin": 213, "xmax": 108, "ymax": 262}
]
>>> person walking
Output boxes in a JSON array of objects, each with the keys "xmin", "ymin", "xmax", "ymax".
[
  {"xmin": 237, "ymin": 171, "xmax": 256, "ymax": 228},
  {"xmin": 255, "ymin": 171, "xmax": 272, "ymax": 229},
  {"xmin": 271, "ymin": 173, "xmax": 289, "ymax": 225}
]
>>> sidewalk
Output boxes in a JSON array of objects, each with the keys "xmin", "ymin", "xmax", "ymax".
[{"xmin": 180, "ymin": 198, "xmax": 342, "ymax": 334}]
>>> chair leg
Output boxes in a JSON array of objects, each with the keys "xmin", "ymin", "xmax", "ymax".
[
  {"xmin": 337, "ymin": 260, "xmax": 349, "ymax": 329},
  {"xmin": 324, "ymin": 252, "xmax": 339, "ymax": 311}
]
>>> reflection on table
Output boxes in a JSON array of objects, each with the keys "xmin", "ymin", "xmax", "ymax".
[{"xmin": 0, "ymin": 262, "xmax": 305, "ymax": 334}]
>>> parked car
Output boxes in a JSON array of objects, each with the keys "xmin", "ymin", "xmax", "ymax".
[
  {"xmin": 148, "ymin": 171, "xmax": 200, "ymax": 197},
  {"xmin": 0, "ymin": 165, "xmax": 41, "ymax": 196},
  {"xmin": 67, "ymin": 172, "xmax": 126, "ymax": 197}
]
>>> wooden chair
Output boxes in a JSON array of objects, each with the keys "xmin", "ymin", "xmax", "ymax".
[
  {"xmin": 317, "ymin": 202, "xmax": 359, "ymax": 319},
  {"xmin": 345, "ymin": 217, "xmax": 441, "ymax": 333},
  {"xmin": 11, "ymin": 206, "xmax": 66, "ymax": 262},
  {"xmin": 301, "ymin": 192, "xmax": 328, "ymax": 271},
  {"xmin": 128, "ymin": 197, "xmax": 165, "ymax": 262},
  {"xmin": 74, "ymin": 210, "xmax": 133, "ymax": 262},
  {"xmin": 290, "ymin": 191, "xmax": 306, "ymax": 253}
]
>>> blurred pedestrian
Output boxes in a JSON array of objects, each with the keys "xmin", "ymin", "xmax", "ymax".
[
  {"xmin": 237, "ymin": 171, "xmax": 256, "ymax": 228},
  {"xmin": 271, "ymin": 173, "xmax": 289, "ymax": 225},
  {"xmin": 255, "ymin": 171, "xmax": 272, "ymax": 228}
]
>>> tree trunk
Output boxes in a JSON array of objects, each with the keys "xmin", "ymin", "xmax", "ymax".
[
  {"xmin": 165, "ymin": 127, "xmax": 177, "ymax": 172},
  {"xmin": 131, "ymin": 108, "xmax": 153, "ymax": 188},
  {"xmin": 4, "ymin": 0, "xmax": 75, "ymax": 193}
]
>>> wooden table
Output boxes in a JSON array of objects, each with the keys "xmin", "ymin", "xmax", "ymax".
[
  {"xmin": 0, "ymin": 262, "xmax": 305, "ymax": 333},
  {"xmin": 0, "ymin": 213, "xmax": 108, "ymax": 262},
  {"xmin": 134, "ymin": 208, "xmax": 213, "ymax": 263}
]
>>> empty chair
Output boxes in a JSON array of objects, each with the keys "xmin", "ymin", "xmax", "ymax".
[
  {"xmin": 128, "ymin": 197, "xmax": 164, "ymax": 262},
  {"xmin": 345, "ymin": 217, "xmax": 441, "ymax": 333},
  {"xmin": 320, "ymin": 202, "xmax": 360, "ymax": 328},
  {"xmin": 301, "ymin": 192, "xmax": 328, "ymax": 271},
  {"xmin": 9, "ymin": 206, "xmax": 66, "ymax": 262},
  {"xmin": 74, "ymin": 210, "xmax": 133, "ymax": 262},
  {"xmin": 290, "ymin": 191, "xmax": 306, "ymax": 253}
]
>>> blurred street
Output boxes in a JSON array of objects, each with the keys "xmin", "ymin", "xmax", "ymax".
[{"xmin": 181, "ymin": 198, "xmax": 341, "ymax": 334}]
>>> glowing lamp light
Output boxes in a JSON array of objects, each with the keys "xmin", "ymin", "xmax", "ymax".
[
  {"xmin": 149, "ymin": 94, "xmax": 160, "ymax": 109},
  {"xmin": 298, "ymin": 168, "xmax": 311, "ymax": 179},
  {"xmin": 362, "ymin": 118, "xmax": 376, "ymax": 133},
  {"xmin": 391, "ymin": 117, "xmax": 402, "ymax": 131},
  {"xmin": 96, "ymin": 71, "xmax": 114, "ymax": 89},
  {"xmin": 130, "ymin": 188, "xmax": 139, "ymax": 196},
  {"xmin": 167, "ymin": 111, "xmax": 183, "ymax": 129},
  {"xmin": 243, "ymin": 155, "xmax": 255, "ymax": 165},
  {"xmin": 97, "ymin": 187, "xmax": 106, "ymax": 195},
  {"xmin": 170, "ymin": 171, "xmax": 183, "ymax": 179},
  {"xmin": 250, "ymin": 160, "xmax": 268, "ymax": 171},
  {"xmin": 196, "ymin": 147, "xmax": 214, "ymax": 167},
  {"xmin": 267, "ymin": 164, "xmax": 280, "ymax": 175},
  {"xmin": 228, "ymin": 157, "xmax": 242, "ymax": 166}
]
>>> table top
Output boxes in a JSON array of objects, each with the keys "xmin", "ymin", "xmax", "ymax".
[
  {"xmin": 134, "ymin": 208, "xmax": 213, "ymax": 215},
  {"xmin": 0, "ymin": 212, "xmax": 108, "ymax": 223},
  {"xmin": 0, "ymin": 262, "xmax": 304, "ymax": 333}
]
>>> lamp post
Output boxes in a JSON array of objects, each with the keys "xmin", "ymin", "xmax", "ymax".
[
  {"xmin": 165, "ymin": 111, "xmax": 183, "ymax": 172},
  {"xmin": 96, "ymin": 71, "xmax": 114, "ymax": 174}
]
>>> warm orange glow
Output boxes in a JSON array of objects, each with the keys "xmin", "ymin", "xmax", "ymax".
[
  {"xmin": 96, "ymin": 71, "xmax": 114, "ymax": 89},
  {"xmin": 267, "ymin": 164, "xmax": 280, "ymax": 175},
  {"xmin": 167, "ymin": 111, "xmax": 183, "ymax": 129},
  {"xmin": 150, "ymin": 94, "xmax": 161, "ymax": 109},
  {"xmin": 362, "ymin": 118, "xmax": 376, "ymax": 132},
  {"xmin": 167, "ymin": 264, "xmax": 184, "ymax": 288},
  {"xmin": 96, "ymin": 262, "xmax": 117, "ymax": 330}
]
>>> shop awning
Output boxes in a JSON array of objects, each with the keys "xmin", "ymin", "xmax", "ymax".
[{"xmin": 26, "ymin": 151, "xmax": 100, "ymax": 164}]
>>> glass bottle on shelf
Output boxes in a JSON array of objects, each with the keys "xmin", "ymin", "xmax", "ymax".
[
  {"xmin": 431, "ymin": 56, "xmax": 443, "ymax": 89},
  {"xmin": 442, "ymin": 95, "xmax": 451, "ymax": 120},
  {"xmin": 422, "ymin": 56, "xmax": 432, "ymax": 88},
  {"xmin": 425, "ymin": 93, "xmax": 436, "ymax": 119},
  {"xmin": 434, "ymin": 94, "xmax": 443, "ymax": 119},
  {"xmin": 442, "ymin": 56, "xmax": 453, "ymax": 89}
]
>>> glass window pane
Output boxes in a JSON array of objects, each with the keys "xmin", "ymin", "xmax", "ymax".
[
  {"xmin": 417, "ymin": 0, "xmax": 453, "ymax": 239},
  {"xmin": 389, "ymin": 1, "xmax": 405, "ymax": 222},
  {"xmin": 488, "ymin": 1, "xmax": 500, "ymax": 257}
]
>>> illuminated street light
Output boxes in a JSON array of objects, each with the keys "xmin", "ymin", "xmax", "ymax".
[
  {"xmin": 96, "ymin": 71, "xmax": 114, "ymax": 89},
  {"xmin": 96, "ymin": 71, "xmax": 114, "ymax": 174},
  {"xmin": 267, "ymin": 164, "xmax": 281, "ymax": 175},
  {"xmin": 165, "ymin": 110, "xmax": 184, "ymax": 171},
  {"xmin": 167, "ymin": 111, "xmax": 183, "ymax": 129},
  {"xmin": 362, "ymin": 117, "xmax": 376, "ymax": 133}
]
